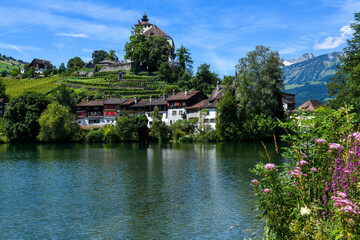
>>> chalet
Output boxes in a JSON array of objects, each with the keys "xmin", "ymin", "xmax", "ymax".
[
  {"xmin": 103, "ymin": 98, "xmax": 129, "ymax": 122},
  {"xmin": 145, "ymin": 96, "xmax": 168, "ymax": 126},
  {"xmin": 129, "ymin": 98, "xmax": 149, "ymax": 116},
  {"xmin": 295, "ymin": 99, "xmax": 323, "ymax": 112},
  {"xmin": 185, "ymin": 82, "xmax": 225, "ymax": 129},
  {"xmin": 282, "ymin": 92, "xmax": 296, "ymax": 112},
  {"xmin": 167, "ymin": 90, "xmax": 208, "ymax": 125},
  {"xmin": 28, "ymin": 58, "xmax": 54, "ymax": 74},
  {"xmin": 76, "ymin": 99, "xmax": 106, "ymax": 126}
]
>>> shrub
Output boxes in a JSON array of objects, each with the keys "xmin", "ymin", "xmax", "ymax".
[{"xmin": 85, "ymin": 130, "xmax": 104, "ymax": 142}]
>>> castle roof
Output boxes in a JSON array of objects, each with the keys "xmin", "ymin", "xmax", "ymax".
[{"xmin": 143, "ymin": 25, "xmax": 170, "ymax": 38}]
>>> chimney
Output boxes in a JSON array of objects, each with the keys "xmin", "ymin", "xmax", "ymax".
[
  {"xmin": 185, "ymin": 89, "xmax": 188, "ymax": 96},
  {"xmin": 172, "ymin": 89, "xmax": 175, "ymax": 95},
  {"xmin": 217, "ymin": 81, "xmax": 221, "ymax": 91},
  {"xmin": 134, "ymin": 96, "xmax": 138, "ymax": 104},
  {"xmin": 86, "ymin": 97, "xmax": 89, "ymax": 101},
  {"xmin": 149, "ymin": 96, "xmax": 152, "ymax": 102}
]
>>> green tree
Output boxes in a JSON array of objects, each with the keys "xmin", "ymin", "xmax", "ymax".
[
  {"xmin": 150, "ymin": 106, "xmax": 170, "ymax": 142},
  {"xmin": 116, "ymin": 115, "xmax": 149, "ymax": 141},
  {"xmin": 37, "ymin": 102, "xmax": 79, "ymax": 142},
  {"xmin": 0, "ymin": 79, "xmax": 8, "ymax": 102},
  {"xmin": 67, "ymin": 57, "xmax": 85, "ymax": 70},
  {"xmin": 58, "ymin": 63, "xmax": 66, "ymax": 73},
  {"xmin": 48, "ymin": 83, "xmax": 77, "ymax": 112},
  {"xmin": 235, "ymin": 45, "xmax": 284, "ymax": 118},
  {"xmin": 43, "ymin": 69, "xmax": 51, "ymax": 77},
  {"xmin": 327, "ymin": 13, "xmax": 360, "ymax": 111},
  {"xmin": 191, "ymin": 64, "xmax": 220, "ymax": 94},
  {"xmin": 4, "ymin": 92, "xmax": 49, "ymax": 142},
  {"xmin": 10, "ymin": 68, "xmax": 20, "ymax": 77},
  {"xmin": 223, "ymin": 75, "xmax": 234, "ymax": 86},
  {"xmin": 144, "ymin": 36, "xmax": 174, "ymax": 72},
  {"xmin": 175, "ymin": 45, "xmax": 193, "ymax": 73},
  {"xmin": 92, "ymin": 50, "xmax": 108, "ymax": 64},
  {"xmin": 1, "ymin": 70, "xmax": 7, "ymax": 77},
  {"xmin": 124, "ymin": 26, "xmax": 147, "ymax": 72},
  {"xmin": 105, "ymin": 50, "xmax": 119, "ymax": 61},
  {"xmin": 216, "ymin": 88, "xmax": 238, "ymax": 141}
]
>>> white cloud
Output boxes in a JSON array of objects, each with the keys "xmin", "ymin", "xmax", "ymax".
[
  {"xmin": 56, "ymin": 33, "xmax": 88, "ymax": 38},
  {"xmin": 315, "ymin": 25, "xmax": 353, "ymax": 50},
  {"xmin": 0, "ymin": 43, "xmax": 25, "ymax": 54}
]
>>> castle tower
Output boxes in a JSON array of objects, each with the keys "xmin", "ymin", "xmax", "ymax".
[{"xmin": 135, "ymin": 12, "xmax": 153, "ymax": 32}]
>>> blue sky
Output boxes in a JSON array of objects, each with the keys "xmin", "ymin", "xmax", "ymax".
[{"xmin": 0, "ymin": 0, "xmax": 359, "ymax": 77}]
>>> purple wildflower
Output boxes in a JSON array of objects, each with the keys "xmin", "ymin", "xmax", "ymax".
[
  {"xmin": 310, "ymin": 167, "xmax": 318, "ymax": 172},
  {"xmin": 329, "ymin": 143, "xmax": 342, "ymax": 150},
  {"xmin": 264, "ymin": 188, "xmax": 271, "ymax": 193},
  {"xmin": 316, "ymin": 138, "xmax": 327, "ymax": 144},
  {"xmin": 251, "ymin": 179, "xmax": 258, "ymax": 184},
  {"xmin": 264, "ymin": 163, "xmax": 276, "ymax": 170},
  {"xmin": 297, "ymin": 160, "xmax": 309, "ymax": 166}
]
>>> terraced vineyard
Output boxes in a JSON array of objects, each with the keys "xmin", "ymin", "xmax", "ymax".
[{"xmin": 63, "ymin": 71, "xmax": 166, "ymax": 98}]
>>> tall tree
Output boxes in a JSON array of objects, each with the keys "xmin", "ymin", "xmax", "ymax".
[
  {"xmin": 92, "ymin": 50, "xmax": 108, "ymax": 64},
  {"xmin": 175, "ymin": 45, "xmax": 193, "ymax": 73},
  {"xmin": 67, "ymin": 57, "xmax": 85, "ymax": 70},
  {"xmin": 235, "ymin": 45, "xmax": 284, "ymax": 118},
  {"xmin": 4, "ymin": 92, "xmax": 49, "ymax": 142},
  {"xmin": 48, "ymin": 83, "xmax": 77, "ymax": 112},
  {"xmin": 58, "ymin": 63, "xmax": 66, "ymax": 73},
  {"xmin": 105, "ymin": 50, "xmax": 119, "ymax": 61},
  {"xmin": 216, "ymin": 88, "xmax": 238, "ymax": 141},
  {"xmin": 37, "ymin": 102, "xmax": 78, "ymax": 142},
  {"xmin": 327, "ymin": 13, "xmax": 360, "ymax": 111},
  {"xmin": 124, "ymin": 26, "xmax": 147, "ymax": 72},
  {"xmin": 191, "ymin": 64, "xmax": 220, "ymax": 94},
  {"xmin": 144, "ymin": 36, "xmax": 174, "ymax": 72},
  {"xmin": 0, "ymin": 79, "xmax": 8, "ymax": 102}
]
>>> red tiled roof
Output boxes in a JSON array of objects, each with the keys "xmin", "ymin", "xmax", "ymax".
[
  {"xmin": 167, "ymin": 91, "xmax": 203, "ymax": 101},
  {"xmin": 185, "ymin": 100, "xmax": 208, "ymax": 110},
  {"xmin": 296, "ymin": 99, "xmax": 323, "ymax": 112},
  {"xmin": 143, "ymin": 25, "xmax": 170, "ymax": 38},
  {"xmin": 76, "ymin": 99, "xmax": 106, "ymax": 107},
  {"xmin": 104, "ymin": 98, "xmax": 128, "ymax": 105}
]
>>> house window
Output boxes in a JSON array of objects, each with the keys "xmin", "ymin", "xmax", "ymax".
[
  {"xmin": 179, "ymin": 110, "xmax": 183, "ymax": 115},
  {"xmin": 106, "ymin": 112, "xmax": 109, "ymax": 116},
  {"xmin": 210, "ymin": 118, "xmax": 215, "ymax": 123},
  {"xmin": 172, "ymin": 111, "xmax": 177, "ymax": 116},
  {"xmin": 110, "ymin": 112, "xmax": 114, "ymax": 116}
]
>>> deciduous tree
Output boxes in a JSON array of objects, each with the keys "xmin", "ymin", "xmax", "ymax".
[
  {"xmin": 4, "ymin": 92, "xmax": 49, "ymax": 142},
  {"xmin": 327, "ymin": 13, "xmax": 360, "ymax": 111},
  {"xmin": 67, "ymin": 57, "xmax": 85, "ymax": 70},
  {"xmin": 92, "ymin": 50, "xmax": 108, "ymax": 64},
  {"xmin": 37, "ymin": 102, "xmax": 79, "ymax": 142},
  {"xmin": 235, "ymin": 45, "xmax": 284, "ymax": 118}
]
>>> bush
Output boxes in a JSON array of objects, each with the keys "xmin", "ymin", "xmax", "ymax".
[
  {"xmin": 251, "ymin": 105, "xmax": 360, "ymax": 239},
  {"xmin": 85, "ymin": 130, "xmax": 104, "ymax": 142}
]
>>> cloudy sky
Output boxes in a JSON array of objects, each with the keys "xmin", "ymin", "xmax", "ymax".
[{"xmin": 0, "ymin": 0, "xmax": 359, "ymax": 77}]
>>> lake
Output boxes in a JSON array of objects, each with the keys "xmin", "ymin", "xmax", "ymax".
[{"xmin": 0, "ymin": 142, "xmax": 279, "ymax": 239}]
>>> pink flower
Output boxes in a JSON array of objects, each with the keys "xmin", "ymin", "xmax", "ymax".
[
  {"xmin": 310, "ymin": 167, "xmax": 318, "ymax": 172},
  {"xmin": 337, "ymin": 192, "xmax": 347, "ymax": 198},
  {"xmin": 251, "ymin": 179, "xmax": 258, "ymax": 184},
  {"xmin": 264, "ymin": 188, "xmax": 271, "ymax": 193},
  {"xmin": 329, "ymin": 143, "xmax": 342, "ymax": 150},
  {"xmin": 297, "ymin": 160, "xmax": 309, "ymax": 166},
  {"xmin": 264, "ymin": 163, "xmax": 276, "ymax": 170},
  {"xmin": 316, "ymin": 138, "xmax": 327, "ymax": 144}
]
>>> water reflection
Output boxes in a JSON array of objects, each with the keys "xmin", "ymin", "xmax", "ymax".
[{"xmin": 0, "ymin": 142, "xmax": 278, "ymax": 239}]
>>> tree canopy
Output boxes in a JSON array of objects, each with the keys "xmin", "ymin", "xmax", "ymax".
[
  {"xmin": 175, "ymin": 45, "xmax": 193, "ymax": 73},
  {"xmin": 124, "ymin": 26, "xmax": 174, "ymax": 72},
  {"xmin": 92, "ymin": 50, "xmax": 107, "ymax": 64},
  {"xmin": 235, "ymin": 45, "xmax": 284, "ymax": 118},
  {"xmin": 191, "ymin": 64, "xmax": 220, "ymax": 94},
  {"xmin": 4, "ymin": 92, "xmax": 49, "ymax": 142},
  {"xmin": 106, "ymin": 50, "xmax": 119, "ymax": 61},
  {"xmin": 327, "ymin": 12, "xmax": 360, "ymax": 111},
  {"xmin": 67, "ymin": 57, "xmax": 85, "ymax": 70},
  {"xmin": 37, "ymin": 102, "xmax": 78, "ymax": 142}
]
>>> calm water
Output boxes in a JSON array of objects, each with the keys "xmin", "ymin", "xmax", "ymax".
[{"xmin": 0, "ymin": 142, "xmax": 279, "ymax": 239}]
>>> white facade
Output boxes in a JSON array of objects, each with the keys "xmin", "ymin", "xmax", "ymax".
[{"xmin": 167, "ymin": 108, "xmax": 186, "ymax": 125}]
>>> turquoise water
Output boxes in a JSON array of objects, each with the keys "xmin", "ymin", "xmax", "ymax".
[{"xmin": 0, "ymin": 142, "xmax": 278, "ymax": 239}]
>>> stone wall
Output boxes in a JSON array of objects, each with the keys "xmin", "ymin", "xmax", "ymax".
[{"xmin": 99, "ymin": 62, "xmax": 132, "ymax": 72}]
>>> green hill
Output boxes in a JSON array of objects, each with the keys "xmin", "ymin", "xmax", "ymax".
[
  {"xmin": 0, "ymin": 55, "xmax": 26, "ymax": 74},
  {"xmin": 283, "ymin": 52, "xmax": 342, "ymax": 106}
]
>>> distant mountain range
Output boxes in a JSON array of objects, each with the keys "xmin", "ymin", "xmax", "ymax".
[{"xmin": 283, "ymin": 52, "xmax": 343, "ymax": 106}]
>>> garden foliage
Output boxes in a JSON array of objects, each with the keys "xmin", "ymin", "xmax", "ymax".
[{"xmin": 251, "ymin": 106, "xmax": 360, "ymax": 239}]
